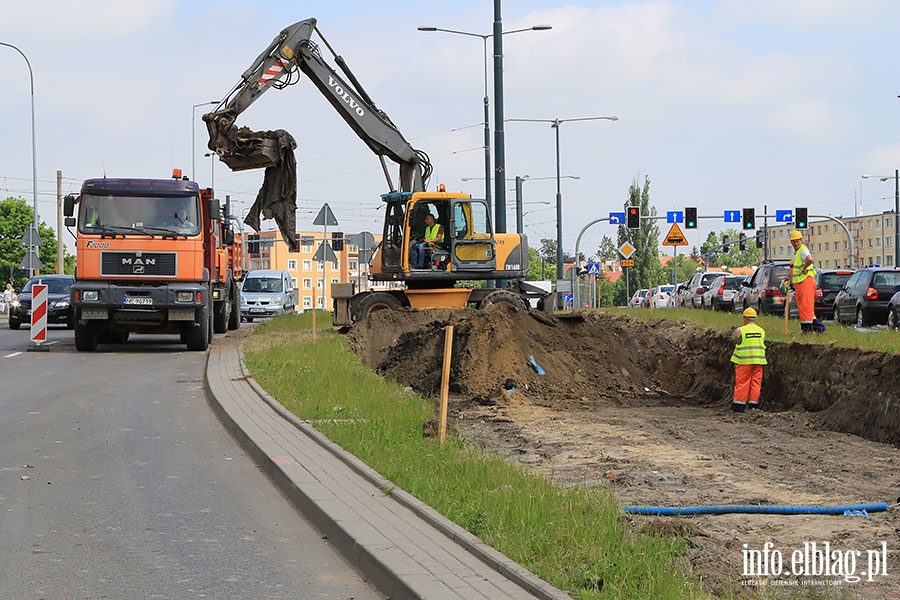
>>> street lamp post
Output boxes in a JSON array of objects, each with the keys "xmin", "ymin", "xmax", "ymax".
[
  {"xmin": 512, "ymin": 175, "xmax": 579, "ymax": 235},
  {"xmin": 417, "ymin": 22, "xmax": 550, "ymax": 225},
  {"xmin": 507, "ymin": 116, "xmax": 618, "ymax": 307},
  {"xmin": 1, "ymin": 42, "xmax": 39, "ymax": 277},
  {"xmin": 860, "ymin": 171, "xmax": 900, "ymax": 267},
  {"xmin": 192, "ymin": 101, "xmax": 218, "ymax": 181}
]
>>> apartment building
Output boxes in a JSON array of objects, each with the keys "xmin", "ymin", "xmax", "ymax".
[
  {"xmin": 763, "ymin": 210, "xmax": 897, "ymax": 269},
  {"xmin": 239, "ymin": 229, "xmax": 385, "ymax": 310}
]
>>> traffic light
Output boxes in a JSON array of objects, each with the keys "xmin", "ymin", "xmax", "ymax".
[
  {"xmin": 795, "ymin": 207, "xmax": 808, "ymax": 229},
  {"xmin": 756, "ymin": 229, "xmax": 764, "ymax": 248},
  {"xmin": 723, "ymin": 235, "xmax": 730, "ymax": 252},
  {"xmin": 684, "ymin": 207, "xmax": 697, "ymax": 229},
  {"xmin": 742, "ymin": 208, "xmax": 755, "ymax": 230},
  {"xmin": 247, "ymin": 234, "xmax": 260, "ymax": 254},
  {"xmin": 626, "ymin": 206, "xmax": 640, "ymax": 229},
  {"xmin": 739, "ymin": 233, "xmax": 747, "ymax": 251},
  {"xmin": 331, "ymin": 231, "xmax": 344, "ymax": 252}
]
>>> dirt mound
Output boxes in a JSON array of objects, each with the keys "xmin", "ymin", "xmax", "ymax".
[
  {"xmin": 346, "ymin": 307, "xmax": 900, "ymax": 598},
  {"xmin": 347, "ymin": 306, "xmax": 900, "ymax": 448}
]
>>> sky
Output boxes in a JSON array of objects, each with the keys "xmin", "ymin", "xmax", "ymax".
[{"xmin": 3, "ymin": 0, "xmax": 900, "ymax": 260}]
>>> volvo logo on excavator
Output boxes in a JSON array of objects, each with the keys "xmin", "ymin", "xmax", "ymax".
[{"xmin": 328, "ymin": 76, "xmax": 365, "ymax": 117}]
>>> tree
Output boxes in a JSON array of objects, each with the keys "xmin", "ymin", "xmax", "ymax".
[
  {"xmin": 526, "ymin": 247, "xmax": 546, "ymax": 280},
  {"xmin": 0, "ymin": 197, "xmax": 73, "ymax": 287},
  {"xmin": 538, "ymin": 238, "xmax": 556, "ymax": 264},
  {"xmin": 616, "ymin": 175, "xmax": 661, "ymax": 290},
  {"xmin": 700, "ymin": 228, "xmax": 759, "ymax": 269},
  {"xmin": 595, "ymin": 235, "xmax": 617, "ymax": 262}
]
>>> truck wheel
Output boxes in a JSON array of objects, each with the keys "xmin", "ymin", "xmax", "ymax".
[
  {"xmin": 480, "ymin": 290, "xmax": 528, "ymax": 311},
  {"xmin": 213, "ymin": 299, "xmax": 228, "ymax": 334},
  {"xmin": 185, "ymin": 307, "xmax": 210, "ymax": 351},
  {"xmin": 74, "ymin": 322, "xmax": 98, "ymax": 351},
  {"xmin": 356, "ymin": 292, "xmax": 402, "ymax": 322},
  {"xmin": 227, "ymin": 285, "xmax": 240, "ymax": 330}
]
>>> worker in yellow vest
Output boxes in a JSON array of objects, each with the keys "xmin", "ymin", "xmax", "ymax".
[
  {"xmin": 730, "ymin": 307, "xmax": 767, "ymax": 413},
  {"xmin": 785, "ymin": 229, "xmax": 817, "ymax": 332},
  {"xmin": 412, "ymin": 213, "xmax": 445, "ymax": 269}
]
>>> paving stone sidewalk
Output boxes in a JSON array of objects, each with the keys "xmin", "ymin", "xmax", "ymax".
[{"xmin": 205, "ymin": 334, "xmax": 572, "ymax": 600}]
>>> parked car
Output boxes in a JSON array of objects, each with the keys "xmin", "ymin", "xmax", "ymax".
[
  {"xmin": 8, "ymin": 274, "xmax": 76, "ymax": 330},
  {"xmin": 741, "ymin": 262, "xmax": 792, "ymax": 315},
  {"xmin": 649, "ymin": 285, "xmax": 676, "ymax": 308},
  {"xmin": 683, "ymin": 271, "xmax": 728, "ymax": 308},
  {"xmin": 731, "ymin": 276, "xmax": 752, "ymax": 312},
  {"xmin": 814, "ymin": 269, "xmax": 854, "ymax": 321},
  {"xmin": 703, "ymin": 275, "xmax": 746, "ymax": 311},
  {"xmin": 888, "ymin": 291, "xmax": 900, "ymax": 329},
  {"xmin": 832, "ymin": 267, "xmax": 900, "ymax": 327},
  {"xmin": 240, "ymin": 269, "xmax": 297, "ymax": 321},
  {"xmin": 628, "ymin": 288, "xmax": 649, "ymax": 308}
]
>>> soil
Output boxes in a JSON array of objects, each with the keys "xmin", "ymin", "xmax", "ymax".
[{"xmin": 345, "ymin": 306, "xmax": 900, "ymax": 599}]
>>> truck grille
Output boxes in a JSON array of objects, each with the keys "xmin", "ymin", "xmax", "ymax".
[{"xmin": 100, "ymin": 252, "xmax": 177, "ymax": 277}]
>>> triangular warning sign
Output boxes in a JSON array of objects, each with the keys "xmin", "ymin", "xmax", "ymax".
[
  {"xmin": 662, "ymin": 222, "xmax": 688, "ymax": 247},
  {"xmin": 313, "ymin": 203, "xmax": 339, "ymax": 227}
]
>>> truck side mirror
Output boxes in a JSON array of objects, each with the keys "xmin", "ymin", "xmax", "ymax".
[
  {"xmin": 63, "ymin": 193, "xmax": 76, "ymax": 217},
  {"xmin": 208, "ymin": 198, "xmax": 221, "ymax": 220}
]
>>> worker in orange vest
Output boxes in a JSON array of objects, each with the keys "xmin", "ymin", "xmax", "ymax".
[
  {"xmin": 731, "ymin": 307, "xmax": 767, "ymax": 413},
  {"xmin": 785, "ymin": 229, "xmax": 817, "ymax": 332}
]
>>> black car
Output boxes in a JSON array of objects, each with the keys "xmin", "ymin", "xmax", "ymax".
[
  {"xmin": 888, "ymin": 291, "xmax": 900, "ymax": 329},
  {"xmin": 832, "ymin": 268, "xmax": 900, "ymax": 327},
  {"xmin": 814, "ymin": 269, "xmax": 854, "ymax": 320},
  {"xmin": 8, "ymin": 274, "xmax": 76, "ymax": 330},
  {"xmin": 741, "ymin": 262, "xmax": 792, "ymax": 315}
]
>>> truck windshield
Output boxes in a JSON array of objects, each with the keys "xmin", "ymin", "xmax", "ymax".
[{"xmin": 79, "ymin": 193, "xmax": 201, "ymax": 236}]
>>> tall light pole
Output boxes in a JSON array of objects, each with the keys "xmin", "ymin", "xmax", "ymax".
[
  {"xmin": 512, "ymin": 175, "xmax": 578, "ymax": 236},
  {"xmin": 416, "ymin": 22, "xmax": 551, "ymax": 226},
  {"xmin": 508, "ymin": 116, "xmax": 618, "ymax": 307},
  {"xmin": 861, "ymin": 171, "xmax": 900, "ymax": 267},
  {"xmin": 1, "ymin": 42, "xmax": 39, "ymax": 277},
  {"xmin": 192, "ymin": 101, "xmax": 218, "ymax": 181}
]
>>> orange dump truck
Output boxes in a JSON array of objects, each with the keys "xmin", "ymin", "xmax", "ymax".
[{"xmin": 63, "ymin": 171, "xmax": 242, "ymax": 351}]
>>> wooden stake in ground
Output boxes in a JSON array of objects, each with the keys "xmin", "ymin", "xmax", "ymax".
[
  {"xmin": 784, "ymin": 291, "xmax": 791, "ymax": 335},
  {"xmin": 439, "ymin": 325, "xmax": 453, "ymax": 445}
]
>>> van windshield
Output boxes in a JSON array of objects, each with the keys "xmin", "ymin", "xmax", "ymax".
[{"xmin": 243, "ymin": 277, "xmax": 283, "ymax": 293}]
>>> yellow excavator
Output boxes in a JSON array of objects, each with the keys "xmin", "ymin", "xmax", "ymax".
[{"xmin": 204, "ymin": 17, "xmax": 550, "ymax": 325}]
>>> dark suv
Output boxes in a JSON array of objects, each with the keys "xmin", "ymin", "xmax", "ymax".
[
  {"xmin": 832, "ymin": 268, "xmax": 900, "ymax": 326},
  {"xmin": 8, "ymin": 274, "xmax": 76, "ymax": 330},
  {"xmin": 814, "ymin": 269, "xmax": 854, "ymax": 320},
  {"xmin": 741, "ymin": 262, "xmax": 792, "ymax": 315}
]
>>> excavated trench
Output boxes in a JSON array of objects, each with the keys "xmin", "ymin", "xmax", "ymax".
[{"xmin": 346, "ymin": 306, "xmax": 900, "ymax": 448}]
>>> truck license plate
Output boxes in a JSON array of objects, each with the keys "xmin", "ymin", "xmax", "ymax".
[{"xmin": 124, "ymin": 297, "xmax": 153, "ymax": 306}]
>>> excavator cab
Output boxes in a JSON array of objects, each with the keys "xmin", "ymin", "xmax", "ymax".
[{"xmin": 370, "ymin": 190, "xmax": 498, "ymax": 282}]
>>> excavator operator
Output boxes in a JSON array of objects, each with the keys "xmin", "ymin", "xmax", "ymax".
[{"xmin": 412, "ymin": 213, "xmax": 444, "ymax": 269}]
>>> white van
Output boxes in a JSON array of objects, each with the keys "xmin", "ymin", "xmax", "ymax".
[{"xmin": 240, "ymin": 270, "xmax": 296, "ymax": 321}]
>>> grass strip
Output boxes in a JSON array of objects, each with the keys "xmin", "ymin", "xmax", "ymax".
[{"xmin": 242, "ymin": 312, "xmax": 709, "ymax": 600}]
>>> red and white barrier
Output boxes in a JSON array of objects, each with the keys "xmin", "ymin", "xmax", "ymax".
[{"xmin": 30, "ymin": 283, "xmax": 47, "ymax": 345}]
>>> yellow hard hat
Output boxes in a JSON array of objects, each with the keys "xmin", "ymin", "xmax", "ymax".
[
  {"xmin": 742, "ymin": 307, "xmax": 757, "ymax": 318},
  {"xmin": 789, "ymin": 230, "xmax": 802, "ymax": 241}
]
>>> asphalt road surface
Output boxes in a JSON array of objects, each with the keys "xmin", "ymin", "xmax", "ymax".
[{"xmin": 0, "ymin": 322, "xmax": 382, "ymax": 599}]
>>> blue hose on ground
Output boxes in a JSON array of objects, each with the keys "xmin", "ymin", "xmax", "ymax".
[{"xmin": 624, "ymin": 502, "xmax": 889, "ymax": 516}]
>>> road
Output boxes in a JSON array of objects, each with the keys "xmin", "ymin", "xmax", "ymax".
[{"xmin": 0, "ymin": 322, "xmax": 382, "ymax": 600}]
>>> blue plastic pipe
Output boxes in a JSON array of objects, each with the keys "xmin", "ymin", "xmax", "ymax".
[{"xmin": 624, "ymin": 502, "xmax": 888, "ymax": 516}]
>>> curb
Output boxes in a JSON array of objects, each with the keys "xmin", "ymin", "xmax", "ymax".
[{"xmin": 204, "ymin": 334, "xmax": 572, "ymax": 600}]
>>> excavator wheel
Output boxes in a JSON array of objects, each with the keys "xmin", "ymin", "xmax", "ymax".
[
  {"xmin": 356, "ymin": 292, "xmax": 402, "ymax": 322},
  {"xmin": 479, "ymin": 290, "xmax": 528, "ymax": 311}
]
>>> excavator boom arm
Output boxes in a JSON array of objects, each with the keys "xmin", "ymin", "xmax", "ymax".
[{"xmin": 204, "ymin": 17, "xmax": 429, "ymax": 192}]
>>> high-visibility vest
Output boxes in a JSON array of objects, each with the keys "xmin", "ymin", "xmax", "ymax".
[
  {"xmin": 731, "ymin": 322, "xmax": 767, "ymax": 365},
  {"xmin": 426, "ymin": 223, "xmax": 444, "ymax": 243},
  {"xmin": 791, "ymin": 244, "xmax": 817, "ymax": 284}
]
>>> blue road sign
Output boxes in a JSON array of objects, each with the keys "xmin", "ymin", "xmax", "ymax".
[
  {"xmin": 609, "ymin": 212, "xmax": 625, "ymax": 225},
  {"xmin": 724, "ymin": 210, "xmax": 740, "ymax": 223},
  {"xmin": 563, "ymin": 293, "xmax": 573, "ymax": 303},
  {"xmin": 775, "ymin": 209, "xmax": 793, "ymax": 223},
  {"xmin": 587, "ymin": 263, "xmax": 602, "ymax": 275},
  {"xmin": 667, "ymin": 211, "xmax": 683, "ymax": 224}
]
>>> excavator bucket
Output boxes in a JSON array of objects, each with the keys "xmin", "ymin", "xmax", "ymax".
[{"xmin": 216, "ymin": 126, "xmax": 292, "ymax": 172}]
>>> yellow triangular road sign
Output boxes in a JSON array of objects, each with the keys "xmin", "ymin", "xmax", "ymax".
[{"xmin": 662, "ymin": 222, "xmax": 689, "ymax": 247}]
